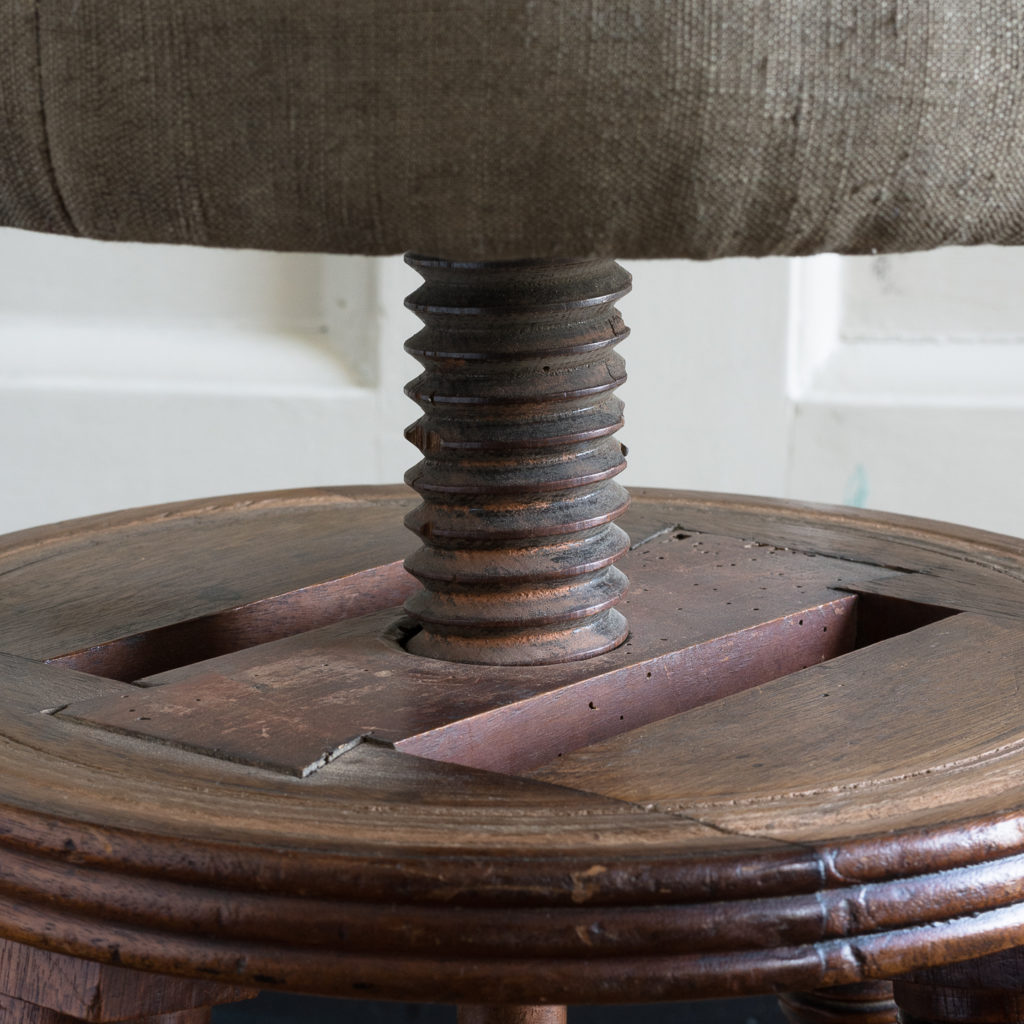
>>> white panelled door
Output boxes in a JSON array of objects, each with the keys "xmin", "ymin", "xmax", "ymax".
[
  {"xmin": 2, "ymin": 229, "xmax": 1021, "ymax": 539},
  {"xmin": 787, "ymin": 248, "xmax": 1024, "ymax": 538},
  {"xmin": 0, "ymin": 231, "xmax": 417, "ymax": 533}
]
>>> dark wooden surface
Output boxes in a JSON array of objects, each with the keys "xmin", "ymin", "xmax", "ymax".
[
  {"xmin": 0, "ymin": 488, "xmax": 1023, "ymax": 1005},
  {"xmin": 0, "ymin": 997, "xmax": 212, "ymax": 1024},
  {"xmin": 0, "ymin": 937, "xmax": 253, "ymax": 1022},
  {"xmin": 527, "ymin": 612, "xmax": 1024, "ymax": 834},
  {"xmin": 58, "ymin": 530, "xmax": 888, "ymax": 777},
  {"xmin": 894, "ymin": 947, "xmax": 1024, "ymax": 1022}
]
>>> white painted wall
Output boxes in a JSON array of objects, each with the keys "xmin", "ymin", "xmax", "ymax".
[{"xmin": 1, "ymin": 228, "xmax": 1022, "ymax": 540}]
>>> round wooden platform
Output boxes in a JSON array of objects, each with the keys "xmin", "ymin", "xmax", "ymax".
[{"xmin": 1, "ymin": 486, "xmax": 1023, "ymax": 1005}]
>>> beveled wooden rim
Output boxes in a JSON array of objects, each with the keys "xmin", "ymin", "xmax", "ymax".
[{"xmin": 1, "ymin": 487, "xmax": 1023, "ymax": 1003}]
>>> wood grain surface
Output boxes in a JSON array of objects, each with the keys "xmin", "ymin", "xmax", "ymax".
[
  {"xmin": 0, "ymin": 937, "xmax": 253, "ymax": 1020},
  {"xmin": 528, "ymin": 613, "xmax": 1024, "ymax": 838},
  {"xmin": 0, "ymin": 488, "xmax": 1022, "ymax": 1005},
  {"xmin": 894, "ymin": 947, "xmax": 1024, "ymax": 1022},
  {"xmin": 0, "ymin": 995, "xmax": 212, "ymax": 1024},
  {"xmin": 56, "ymin": 531, "xmax": 887, "ymax": 776},
  {"xmin": 0, "ymin": 488, "xmax": 416, "ymax": 664}
]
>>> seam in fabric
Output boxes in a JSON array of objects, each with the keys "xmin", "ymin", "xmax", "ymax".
[{"xmin": 32, "ymin": 0, "xmax": 78, "ymax": 233}]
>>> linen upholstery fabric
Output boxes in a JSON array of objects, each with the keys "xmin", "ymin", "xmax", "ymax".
[{"xmin": 2, "ymin": 0, "xmax": 1023, "ymax": 260}]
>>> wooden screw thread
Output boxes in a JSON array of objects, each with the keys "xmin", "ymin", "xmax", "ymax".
[{"xmin": 402, "ymin": 255, "xmax": 631, "ymax": 665}]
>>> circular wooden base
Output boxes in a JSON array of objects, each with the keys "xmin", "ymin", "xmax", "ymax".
[{"xmin": 1, "ymin": 488, "xmax": 1023, "ymax": 1004}]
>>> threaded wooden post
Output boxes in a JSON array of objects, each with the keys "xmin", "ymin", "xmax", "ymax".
[{"xmin": 402, "ymin": 255, "xmax": 631, "ymax": 665}]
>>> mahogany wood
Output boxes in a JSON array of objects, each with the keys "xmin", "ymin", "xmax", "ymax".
[
  {"xmin": 457, "ymin": 1007, "xmax": 567, "ymax": 1024},
  {"xmin": 402, "ymin": 256, "xmax": 632, "ymax": 665},
  {"xmin": 780, "ymin": 982, "xmax": 897, "ymax": 1023},
  {"xmin": 0, "ymin": 489, "xmax": 1022, "ymax": 1005}
]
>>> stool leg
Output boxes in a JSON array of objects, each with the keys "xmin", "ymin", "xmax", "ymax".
[
  {"xmin": 457, "ymin": 1006, "xmax": 567, "ymax": 1024},
  {"xmin": 893, "ymin": 948, "xmax": 1024, "ymax": 1022},
  {"xmin": 779, "ymin": 981, "xmax": 897, "ymax": 1022}
]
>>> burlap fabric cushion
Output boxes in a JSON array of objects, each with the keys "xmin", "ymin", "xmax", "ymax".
[{"xmin": 2, "ymin": 0, "xmax": 1022, "ymax": 260}]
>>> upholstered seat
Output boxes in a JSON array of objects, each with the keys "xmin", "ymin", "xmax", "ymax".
[{"xmin": 4, "ymin": 2, "xmax": 1024, "ymax": 260}]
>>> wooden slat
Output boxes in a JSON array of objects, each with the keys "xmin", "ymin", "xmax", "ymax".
[
  {"xmin": 0, "ymin": 493, "xmax": 675, "ymax": 679},
  {"xmin": 842, "ymin": 572, "xmax": 1024, "ymax": 622},
  {"xmin": 529, "ymin": 613, "xmax": 1024, "ymax": 841},
  {"xmin": 0, "ymin": 652, "xmax": 136, "ymax": 715},
  {"xmin": 48, "ymin": 562, "xmax": 416, "ymax": 682},
  {"xmin": 0, "ymin": 492, "xmax": 416, "ymax": 662},
  {"xmin": 395, "ymin": 595, "xmax": 856, "ymax": 774},
  {"xmin": 57, "ymin": 533, "xmax": 891, "ymax": 776},
  {"xmin": 8, "ymin": 488, "xmax": 1021, "ymax": 669},
  {"xmin": 44, "ymin": 502, "xmax": 678, "ymax": 682},
  {"xmin": 632, "ymin": 489, "xmax": 1024, "ymax": 587}
]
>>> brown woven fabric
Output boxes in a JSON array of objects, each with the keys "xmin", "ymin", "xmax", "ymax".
[{"xmin": 3, "ymin": 0, "xmax": 1024, "ymax": 259}]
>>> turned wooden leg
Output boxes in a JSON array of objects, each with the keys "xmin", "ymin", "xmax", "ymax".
[
  {"xmin": 893, "ymin": 948, "xmax": 1024, "ymax": 1022},
  {"xmin": 457, "ymin": 1006, "xmax": 567, "ymax": 1024},
  {"xmin": 779, "ymin": 981, "xmax": 898, "ymax": 1023},
  {"xmin": 0, "ymin": 939, "xmax": 255, "ymax": 1023}
]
